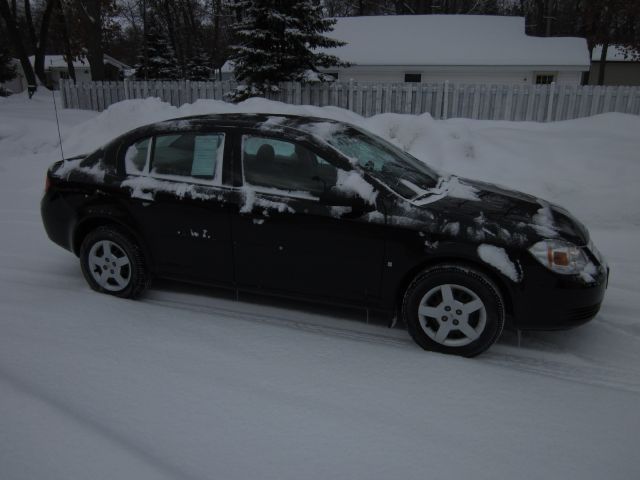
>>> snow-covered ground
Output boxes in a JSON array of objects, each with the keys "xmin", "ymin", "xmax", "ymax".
[{"xmin": 1, "ymin": 92, "xmax": 639, "ymax": 479}]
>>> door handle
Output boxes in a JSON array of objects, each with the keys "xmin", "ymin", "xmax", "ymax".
[
  {"xmin": 130, "ymin": 188, "xmax": 155, "ymax": 202},
  {"xmin": 239, "ymin": 209, "xmax": 266, "ymax": 224}
]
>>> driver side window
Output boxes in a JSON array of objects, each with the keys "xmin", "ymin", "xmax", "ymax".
[{"xmin": 241, "ymin": 135, "xmax": 338, "ymax": 197}]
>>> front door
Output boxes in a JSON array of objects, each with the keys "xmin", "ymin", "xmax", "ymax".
[{"xmin": 231, "ymin": 134, "xmax": 386, "ymax": 303}]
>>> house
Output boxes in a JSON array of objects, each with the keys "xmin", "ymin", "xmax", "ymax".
[
  {"xmin": 218, "ymin": 60, "xmax": 235, "ymax": 81},
  {"xmin": 0, "ymin": 58, "xmax": 26, "ymax": 94},
  {"xmin": 7, "ymin": 54, "xmax": 131, "ymax": 93},
  {"xmin": 589, "ymin": 45, "xmax": 640, "ymax": 86},
  {"xmin": 318, "ymin": 15, "xmax": 590, "ymax": 86}
]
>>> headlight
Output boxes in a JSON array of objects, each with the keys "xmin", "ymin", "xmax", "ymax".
[{"xmin": 529, "ymin": 239, "xmax": 589, "ymax": 274}]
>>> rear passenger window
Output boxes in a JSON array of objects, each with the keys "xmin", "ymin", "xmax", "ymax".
[
  {"xmin": 151, "ymin": 133, "xmax": 225, "ymax": 183},
  {"xmin": 124, "ymin": 138, "xmax": 150, "ymax": 175}
]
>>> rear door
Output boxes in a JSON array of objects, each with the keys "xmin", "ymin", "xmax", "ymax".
[
  {"xmin": 120, "ymin": 130, "xmax": 235, "ymax": 285},
  {"xmin": 230, "ymin": 133, "xmax": 386, "ymax": 304}
]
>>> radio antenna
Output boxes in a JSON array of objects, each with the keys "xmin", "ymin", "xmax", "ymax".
[{"xmin": 51, "ymin": 73, "xmax": 65, "ymax": 161}]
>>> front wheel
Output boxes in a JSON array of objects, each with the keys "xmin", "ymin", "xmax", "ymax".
[
  {"xmin": 403, "ymin": 264, "xmax": 505, "ymax": 357},
  {"xmin": 79, "ymin": 226, "xmax": 150, "ymax": 299}
]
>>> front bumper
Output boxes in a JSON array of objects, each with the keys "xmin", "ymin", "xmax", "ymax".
[{"xmin": 510, "ymin": 256, "xmax": 608, "ymax": 331}]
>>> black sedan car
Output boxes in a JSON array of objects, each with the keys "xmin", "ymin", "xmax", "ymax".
[{"xmin": 41, "ymin": 114, "xmax": 608, "ymax": 356}]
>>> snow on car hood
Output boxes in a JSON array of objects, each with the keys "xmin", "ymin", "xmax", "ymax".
[{"xmin": 407, "ymin": 176, "xmax": 590, "ymax": 246}]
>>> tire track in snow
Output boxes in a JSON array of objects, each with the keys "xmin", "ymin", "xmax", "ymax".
[
  {"xmin": 483, "ymin": 352, "xmax": 640, "ymax": 395},
  {"xmin": 144, "ymin": 295, "xmax": 414, "ymax": 349},
  {"xmin": 146, "ymin": 293, "xmax": 640, "ymax": 395},
  {"xmin": 0, "ymin": 367, "xmax": 206, "ymax": 480}
]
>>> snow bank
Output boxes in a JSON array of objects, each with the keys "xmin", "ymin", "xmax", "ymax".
[
  {"xmin": 3, "ymin": 91, "xmax": 640, "ymax": 480},
  {"xmin": 2, "ymin": 91, "xmax": 639, "ymax": 229}
]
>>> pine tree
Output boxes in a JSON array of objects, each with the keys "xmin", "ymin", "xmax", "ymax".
[
  {"xmin": 228, "ymin": 0, "xmax": 346, "ymax": 101},
  {"xmin": 135, "ymin": 21, "xmax": 182, "ymax": 80},
  {"xmin": 0, "ymin": 45, "xmax": 17, "ymax": 85},
  {"xmin": 186, "ymin": 47, "xmax": 213, "ymax": 81}
]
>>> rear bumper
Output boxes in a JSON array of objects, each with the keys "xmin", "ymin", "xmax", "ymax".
[{"xmin": 41, "ymin": 190, "xmax": 75, "ymax": 252}]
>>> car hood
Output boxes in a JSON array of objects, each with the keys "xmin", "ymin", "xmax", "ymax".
[{"xmin": 410, "ymin": 176, "xmax": 589, "ymax": 246}]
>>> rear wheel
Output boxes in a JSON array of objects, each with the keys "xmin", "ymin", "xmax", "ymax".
[
  {"xmin": 80, "ymin": 226, "xmax": 149, "ymax": 299},
  {"xmin": 403, "ymin": 264, "xmax": 504, "ymax": 357}
]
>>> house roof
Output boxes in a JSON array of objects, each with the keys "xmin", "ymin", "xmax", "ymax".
[
  {"xmin": 220, "ymin": 60, "xmax": 235, "ymax": 73},
  {"xmin": 322, "ymin": 15, "xmax": 590, "ymax": 68},
  {"xmin": 103, "ymin": 54, "xmax": 131, "ymax": 70},
  {"xmin": 29, "ymin": 55, "xmax": 88, "ymax": 69},
  {"xmin": 28, "ymin": 54, "xmax": 130, "ymax": 70},
  {"xmin": 592, "ymin": 45, "xmax": 640, "ymax": 62}
]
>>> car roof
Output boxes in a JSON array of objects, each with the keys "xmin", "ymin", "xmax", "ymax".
[
  {"xmin": 160, "ymin": 113, "xmax": 345, "ymax": 128},
  {"xmin": 150, "ymin": 113, "xmax": 356, "ymax": 140},
  {"xmin": 111, "ymin": 113, "xmax": 355, "ymax": 152}
]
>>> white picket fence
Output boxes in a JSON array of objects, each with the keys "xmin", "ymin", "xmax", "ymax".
[{"xmin": 59, "ymin": 78, "xmax": 640, "ymax": 122}]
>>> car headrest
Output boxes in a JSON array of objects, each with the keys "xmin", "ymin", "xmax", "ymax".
[
  {"xmin": 257, "ymin": 144, "xmax": 275, "ymax": 163},
  {"xmin": 295, "ymin": 144, "xmax": 317, "ymax": 168}
]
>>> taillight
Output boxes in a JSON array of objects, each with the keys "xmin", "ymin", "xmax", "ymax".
[{"xmin": 45, "ymin": 175, "xmax": 51, "ymax": 193}]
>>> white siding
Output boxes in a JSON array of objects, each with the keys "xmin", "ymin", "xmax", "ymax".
[
  {"xmin": 337, "ymin": 70, "xmax": 402, "ymax": 83},
  {"xmin": 417, "ymin": 70, "xmax": 530, "ymax": 85},
  {"xmin": 555, "ymin": 71, "xmax": 583, "ymax": 85},
  {"xmin": 335, "ymin": 66, "xmax": 584, "ymax": 86}
]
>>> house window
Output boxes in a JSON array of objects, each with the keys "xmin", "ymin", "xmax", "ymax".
[
  {"xmin": 404, "ymin": 73, "xmax": 422, "ymax": 83},
  {"xmin": 535, "ymin": 74, "xmax": 556, "ymax": 85}
]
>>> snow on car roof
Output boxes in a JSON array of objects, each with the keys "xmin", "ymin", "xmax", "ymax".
[
  {"xmin": 161, "ymin": 113, "xmax": 345, "ymax": 127},
  {"xmin": 121, "ymin": 114, "xmax": 350, "ymax": 146},
  {"xmin": 321, "ymin": 15, "xmax": 590, "ymax": 68}
]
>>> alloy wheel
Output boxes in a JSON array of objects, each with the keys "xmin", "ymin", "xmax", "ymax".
[
  {"xmin": 417, "ymin": 283, "xmax": 487, "ymax": 347},
  {"xmin": 87, "ymin": 240, "xmax": 132, "ymax": 292}
]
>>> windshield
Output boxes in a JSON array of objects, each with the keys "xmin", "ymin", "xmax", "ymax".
[{"xmin": 325, "ymin": 126, "xmax": 439, "ymax": 199}]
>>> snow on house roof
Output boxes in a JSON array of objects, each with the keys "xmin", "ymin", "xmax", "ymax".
[
  {"xmin": 27, "ymin": 54, "xmax": 130, "ymax": 70},
  {"xmin": 29, "ymin": 55, "xmax": 89, "ymax": 69},
  {"xmin": 592, "ymin": 45, "xmax": 640, "ymax": 62},
  {"xmin": 103, "ymin": 54, "xmax": 131, "ymax": 70},
  {"xmin": 322, "ymin": 15, "xmax": 590, "ymax": 68},
  {"xmin": 221, "ymin": 60, "xmax": 235, "ymax": 73}
]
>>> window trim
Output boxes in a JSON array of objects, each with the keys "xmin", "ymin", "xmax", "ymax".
[
  {"xmin": 143, "ymin": 137, "xmax": 153, "ymax": 175},
  {"xmin": 122, "ymin": 136, "xmax": 153, "ymax": 177},
  {"xmin": 534, "ymin": 72, "xmax": 557, "ymax": 85}
]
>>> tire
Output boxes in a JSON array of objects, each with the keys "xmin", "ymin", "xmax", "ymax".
[
  {"xmin": 403, "ymin": 264, "xmax": 504, "ymax": 357},
  {"xmin": 79, "ymin": 225, "xmax": 150, "ymax": 299}
]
